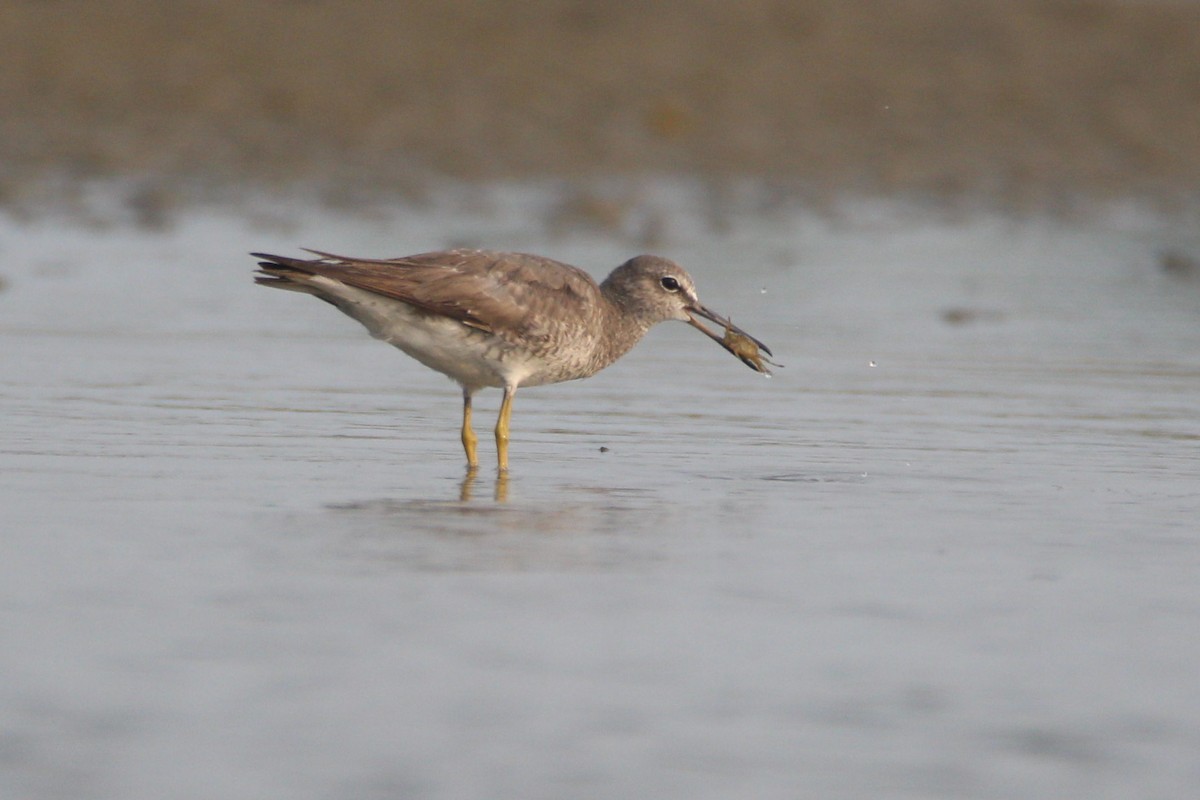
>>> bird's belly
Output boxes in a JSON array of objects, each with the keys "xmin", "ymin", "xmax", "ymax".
[
  {"xmin": 389, "ymin": 319, "xmax": 600, "ymax": 391},
  {"xmin": 389, "ymin": 323, "xmax": 517, "ymax": 390},
  {"xmin": 314, "ymin": 279, "xmax": 598, "ymax": 390}
]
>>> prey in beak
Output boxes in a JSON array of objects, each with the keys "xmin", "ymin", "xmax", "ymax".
[{"xmin": 686, "ymin": 305, "xmax": 781, "ymax": 375}]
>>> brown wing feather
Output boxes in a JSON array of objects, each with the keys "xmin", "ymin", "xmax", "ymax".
[{"xmin": 254, "ymin": 249, "xmax": 603, "ymax": 338}]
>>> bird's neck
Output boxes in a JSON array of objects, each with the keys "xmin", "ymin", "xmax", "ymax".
[{"xmin": 593, "ymin": 283, "xmax": 654, "ymax": 371}]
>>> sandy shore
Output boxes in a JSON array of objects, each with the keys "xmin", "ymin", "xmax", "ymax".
[{"xmin": 2, "ymin": 1, "xmax": 1198, "ymax": 209}]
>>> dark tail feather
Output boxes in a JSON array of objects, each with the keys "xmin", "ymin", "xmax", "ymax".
[{"xmin": 252, "ymin": 252, "xmax": 321, "ymax": 290}]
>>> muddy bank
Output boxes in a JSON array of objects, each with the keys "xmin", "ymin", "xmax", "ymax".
[{"xmin": 3, "ymin": 1, "xmax": 1199, "ymax": 209}]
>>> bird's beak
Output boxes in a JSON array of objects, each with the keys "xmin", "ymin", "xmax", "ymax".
[{"xmin": 685, "ymin": 303, "xmax": 779, "ymax": 374}]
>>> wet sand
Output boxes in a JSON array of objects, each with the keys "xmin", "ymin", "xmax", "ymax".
[{"xmin": 3, "ymin": 1, "xmax": 1199, "ymax": 209}]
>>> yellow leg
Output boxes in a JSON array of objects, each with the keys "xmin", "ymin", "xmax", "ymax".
[
  {"xmin": 495, "ymin": 386, "xmax": 516, "ymax": 473},
  {"xmin": 461, "ymin": 389, "xmax": 479, "ymax": 470}
]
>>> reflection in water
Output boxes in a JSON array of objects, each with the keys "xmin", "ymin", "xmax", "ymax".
[
  {"xmin": 321, "ymin": 480, "xmax": 670, "ymax": 572},
  {"xmin": 459, "ymin": 469, "xmax": 509, "ymax": 502}
]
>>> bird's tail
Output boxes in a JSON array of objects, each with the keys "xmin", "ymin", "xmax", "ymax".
[{"xmin": 252, "ymin": 252, "xmax": 322, "ymax": 293}]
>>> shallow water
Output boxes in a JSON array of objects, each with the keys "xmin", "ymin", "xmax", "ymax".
[{"xmin": 3, "ymin": 188, "xmax": 1199, "ymax": 799}]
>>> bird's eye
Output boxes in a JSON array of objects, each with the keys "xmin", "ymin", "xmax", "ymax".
[{"xmin": 660, "ymin": 276, "xmax": 680, "ymax": 292}]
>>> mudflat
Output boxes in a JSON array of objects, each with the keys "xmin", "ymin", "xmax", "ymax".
[{"xmin": 3, "ymin": 1, "xmax": 1198, "ymax": 205}]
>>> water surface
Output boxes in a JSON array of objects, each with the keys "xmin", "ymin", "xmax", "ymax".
[{"xmin": 3, "ymin": 190, "xmax": 1199, "ymax": 798}]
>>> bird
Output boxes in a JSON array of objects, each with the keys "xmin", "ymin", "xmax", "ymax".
[{"xmin": 253, "ymin": 248, "xmax": 774, "ymax": 472}]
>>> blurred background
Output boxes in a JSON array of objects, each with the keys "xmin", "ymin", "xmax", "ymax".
[{"xmin": 3, "ymin": 0, "xmax": 1198, "ymax": 212}]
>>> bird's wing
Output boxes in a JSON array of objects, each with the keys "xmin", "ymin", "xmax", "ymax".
[{"xmin": 257, "ymin": 249, "xmax": 603, "ymax": 338}]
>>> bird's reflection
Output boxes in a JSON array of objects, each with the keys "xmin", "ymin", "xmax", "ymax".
[
  {"xmin": 459, "ymin": 469, "xmax": 509, "ymax": 503},
  {"xmin": 318, "ymin": 466, "xmax": 675, "ymax": 574}
]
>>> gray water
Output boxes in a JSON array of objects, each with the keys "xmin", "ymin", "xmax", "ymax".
[{"xmin": 3, "ymin": 186, "xmax": 1199, "ymax": 799}]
